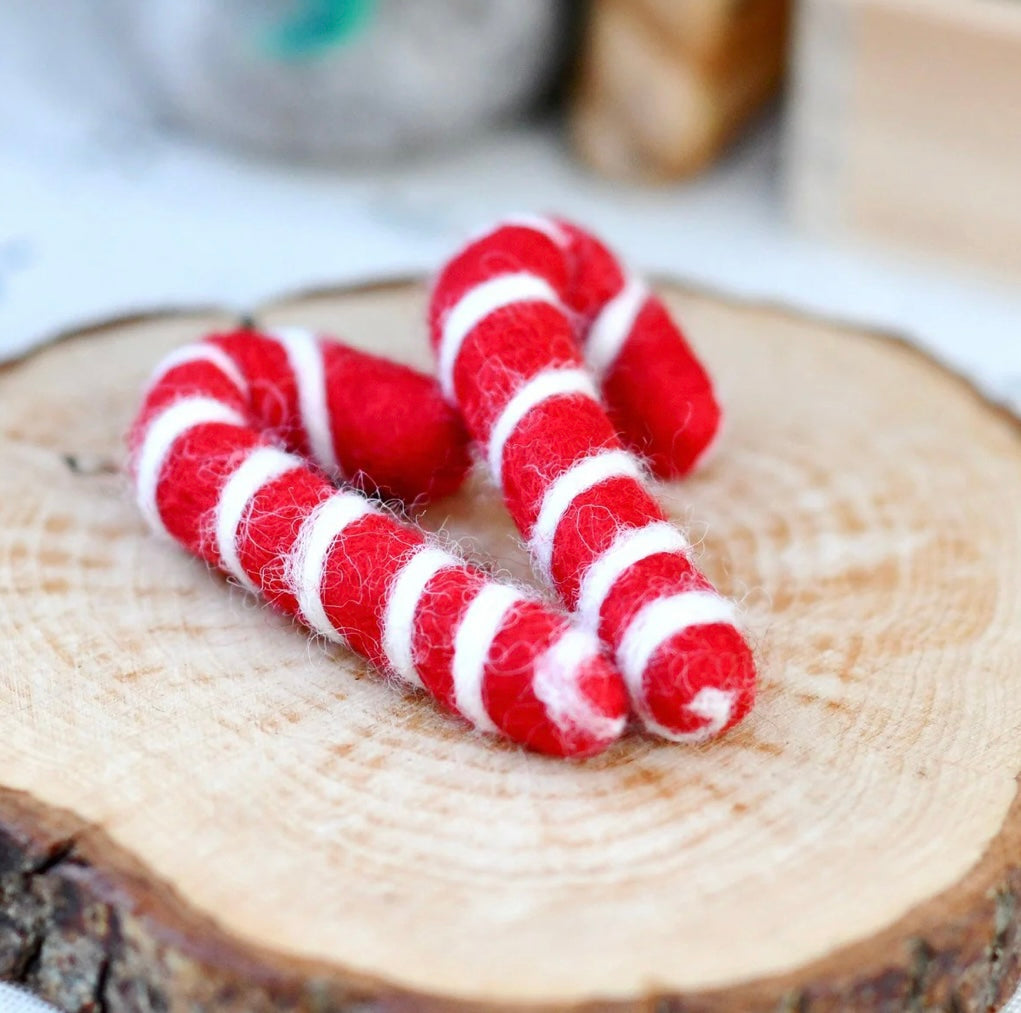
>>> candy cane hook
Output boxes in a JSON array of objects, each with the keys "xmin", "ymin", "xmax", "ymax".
[{"xmin": 494, "ymin": 215, "xmax": 723, "ymax": 478}]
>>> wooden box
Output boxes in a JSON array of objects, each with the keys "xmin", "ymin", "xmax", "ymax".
[
  {"xmin": 572, "ymin": 0, "xmax": 790, "ymax": 180},
  {"xmin": 786, "ymin": 0, "xmax": 1021, "ymax": 281}
]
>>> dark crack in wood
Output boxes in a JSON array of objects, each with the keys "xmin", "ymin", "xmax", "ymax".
[{"xmin": 61, "ymin": 454, "xmax": 118, "ymax": 477}]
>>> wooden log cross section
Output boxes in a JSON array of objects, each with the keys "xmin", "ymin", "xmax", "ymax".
[{"xmin": 1, "ymin": 280, "xmax": 1020, "ymax": 1012}]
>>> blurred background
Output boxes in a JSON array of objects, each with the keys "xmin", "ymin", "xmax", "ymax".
[
  {"xmin": 0, "ymin": 4, "xmax": 1020, "ymax": 1013},
  {"xmin": 0, "ymin": 0, "xmax": 1018, "ymax": 402}
]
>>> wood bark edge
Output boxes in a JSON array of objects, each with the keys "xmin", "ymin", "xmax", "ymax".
[{"xmin": 4, "ymin": 779, "xmax": 1021, "ymax": 1012}]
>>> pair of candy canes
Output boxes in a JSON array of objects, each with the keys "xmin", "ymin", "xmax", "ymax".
[{"xmin": 130, "ymin": 216, "xmax": 756, "ymax": 758}]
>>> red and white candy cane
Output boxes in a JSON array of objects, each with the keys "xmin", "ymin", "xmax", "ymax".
[
  {"xmin": 491, "ymin": 215, "xmax": 721, "ymax": 478},
  {"xmin": 429, "ymin": 222, "xmax": 756, "ymax": 741},
  {"xmin": 128, "ymin": 331, "xmax": 628, "ymax": 758}
]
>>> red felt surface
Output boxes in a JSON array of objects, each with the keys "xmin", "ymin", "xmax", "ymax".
[{"xmin": 431, "ymin": 224, "xmax": 755, "ymax": 740}]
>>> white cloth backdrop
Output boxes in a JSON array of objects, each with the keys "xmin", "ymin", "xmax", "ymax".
[
  {"xmin": 1, "ymin": 3, "xmax": 1019, "ymax": 1010},
  {"xmin": 0, "ymin": 991, "xmax": 55, "ymax": 1013}
]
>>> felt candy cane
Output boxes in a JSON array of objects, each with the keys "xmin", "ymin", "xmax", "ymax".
[
  {"xmin": 183, "ymin": 325, "xmax": 472, "ymax": 504},
  {"xmin": 128, "ymin": 333, "xmax": 628, "ymax": 758},
  {"xmin": 495, "ymin": 215, "xmax": 722, "ymax": 478},
  {"xmin": 430, "ymin": 222, "xmax": 756, "ymax": 741}
]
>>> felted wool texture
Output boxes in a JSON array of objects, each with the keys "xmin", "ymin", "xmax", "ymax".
[
  {"xmin": 488, "ymin": 214, "xmax": 723, "ymax": 478},
  {"xmin": 185, "ymin": 326, "xmax": 472, "ymax": 505},
  {"xmin": 430, "ymin": 222, "xmax": 756, "ymax": 742},
  {"xmin": 129, "ymin": 335, "xmax": 628, "ymax": 759}
]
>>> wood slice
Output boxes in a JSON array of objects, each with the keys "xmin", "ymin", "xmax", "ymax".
[{"xmin": 1, "ymin": 280, "xmax": 1021, "ymax": 1012}]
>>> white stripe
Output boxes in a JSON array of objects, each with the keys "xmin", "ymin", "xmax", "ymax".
[
  {"xmin": 530, "ymin": 450, "xmax": 644, "ymax": 580},
  {"xmin": 272, "ymin": 326, "xmax": 341, "ymax": 477},
  {"xmin": 136, "ymin": 396, "xmax": 244, "ymax": 539},
  {"xmin": 438, "ymin": 273, "xmax": 562, "ymax": 400},
  {"xmin": 532, "ymin": 628, "xmax": 626, "ymax": 742},
  {"xmin": 617, "ymin": 590, "xmax": 737, "ymax": 696},
  {"xmin": 288, "ymin": 492, "xmax": 374, "ymax": 642},
  {"xmin": 576, "ymin": 522, "xmax": 689, "ymax": 632},
  {"xmin": 668, "ymin": 687, "xmax": 737, "ymax": 743},
  {"xmin": 214, "ymin": 446, "xmax": 303, "ymax": 593},
  {"xmin": 498, "ymin": 214, "xmax": 568, "ymax": 248},
  {"xmin": 148, "ymin": 342, "xmax": 248, "ymax": 396},
  {"xmin": 451, "ymin": 583, "xmax": 523, "ymax": 733},
  {"xmin": 382, "ymin": 546, "xmax": 459, "ymax": 689},
  {"xmin": 618, "ymin": 593, "xmax": 738, "ymax": 741},
  {"xmin": 586, "ymin": 277, "xmax": 648, "ymax": 376},
  {"xmin": 486, "ymin": 368, "xmax": 599, "ymax": 487},
  {"xmin": 634, "ymin": 685, "xmax": 737, "ymax": 744}
]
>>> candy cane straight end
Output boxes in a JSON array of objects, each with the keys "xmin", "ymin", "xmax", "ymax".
[
  {"xmin": 603, "ymin": 348, "xmax": 724, "ymax": 480},
  {"xmin": 528, "ymin": 642, "xmax": 629, "ymax": 759},
  {"xmin": 648, "ymin": 394, "xmax": 724, "ymax": 479},
  {"xmin": 639, "ymin": 624, "xmax": 756, "ymax": 742}
]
